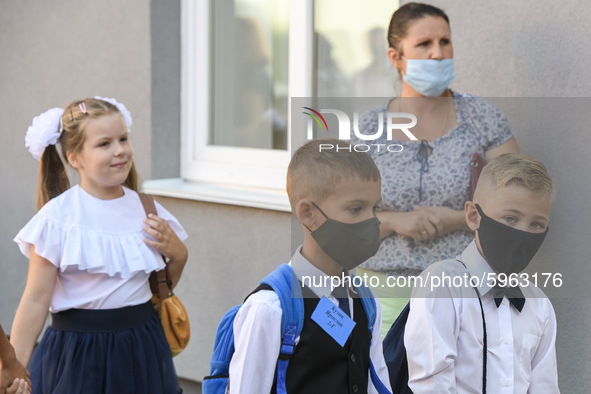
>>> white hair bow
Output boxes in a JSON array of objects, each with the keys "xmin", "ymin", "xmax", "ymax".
[
  {"xmin": 94, "ymin": 96, "xmax": 133, "ymax": 132},
  {"xmin": 25, "ymin": 107, "xmax": 63, "ymax": 161},
  {"xmin": 25, "ymin": 97, "xmax": 133, "ymax": 161}
]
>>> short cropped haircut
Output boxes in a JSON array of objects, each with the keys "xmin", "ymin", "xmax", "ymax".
[
  {"xmin": 479, "ymin": 153, "xmax": 555, "ymax": 201},
  {"xmin": 287, "ymin": 139, "xmax": 381, "ymax": 210}
]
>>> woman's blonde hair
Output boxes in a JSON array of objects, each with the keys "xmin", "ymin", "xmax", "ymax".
[{"xmin": 37, "ymin": 98, "xmax": 138, "ymax": 210}]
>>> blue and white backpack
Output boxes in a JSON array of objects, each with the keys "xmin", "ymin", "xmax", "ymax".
[{"xmin": 202, "ymin": 263, "xmax": 391, "ymax": 394}]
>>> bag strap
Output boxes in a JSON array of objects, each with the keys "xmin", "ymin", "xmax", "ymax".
[
  {"xmin": 369, "ymin": 360, "xmax": 392, "ymax": 394},
  {"xmin": 456, "ymin": 258, "xmax": 487, "ymax": 394},
  {"xmin": 259, "ymin": 264, "xmax": 304, "ymax": 394},
  {"xmin": 355, "ymin": 277, "xmax": 392, "ymax": 394},
  {"xmin": 138, "ymin": 192, "xmax": 173, "ymax": 301},
  {"xmin": 258, "ymin": 268, "xmax": 391, "ymax": 394},
  {"xmin": 355, "ymin": 282, "xmax": 377, "ymax": 333}
]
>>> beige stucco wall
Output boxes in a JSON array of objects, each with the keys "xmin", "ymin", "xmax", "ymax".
[
  {"xmin": 0, "ymin": 0, "xmax": 180, "ymax": 382},
  {"xmin": 0, "ymin": 0, "xmax": 151, "ymax": 332},
  {"xmin": 426, "ymin": 0, "xmax": 591, "ymax": 97},
  {"xmin": 154, "ymin": 197, "xmax": 293, "ymax": 379}
]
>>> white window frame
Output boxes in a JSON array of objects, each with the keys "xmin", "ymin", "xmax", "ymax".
[{"xmin": 180, "ymin": 0, "xmax": 313, "ymax": 192}]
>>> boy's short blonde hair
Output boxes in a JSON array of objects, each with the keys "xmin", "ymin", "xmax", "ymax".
[
  {"xmin": 478, "ymin": 153, "xmax": 555, "ymax": 201},
  {"xmin": 287, "ymin": 139, "xmax": 381, "ymax": 210}
]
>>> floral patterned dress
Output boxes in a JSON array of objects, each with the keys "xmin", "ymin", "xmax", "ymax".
[{"xmin": 353, "ymin": 92, "xmax": 513, "ymax": 276}]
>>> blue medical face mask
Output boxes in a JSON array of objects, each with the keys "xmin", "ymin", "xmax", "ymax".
[{"xmin": 401, "ymin": 57, "xmax": 455, "ymax": 97}]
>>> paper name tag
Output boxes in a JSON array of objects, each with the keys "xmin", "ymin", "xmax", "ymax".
[{"xmin": 311, "ymin": 297, "xmax": 356, "ymax": 347}]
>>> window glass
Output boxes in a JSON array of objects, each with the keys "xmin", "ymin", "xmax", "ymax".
[
  {"xmin": 314, "ymin": 0, "xmax": 398, "ymax": 97},
  {"xmin": 211, "ymin": 0, "xmax": 289, "ymax": 149}
]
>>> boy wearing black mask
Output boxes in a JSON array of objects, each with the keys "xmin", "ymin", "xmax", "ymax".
[
  {"xmin": 405, "ymin": 153, "xmax": 559, "ymax": 393},
  {"xmin": 228, "ymin": 139, "xmax": 391, "ymax": 393}
]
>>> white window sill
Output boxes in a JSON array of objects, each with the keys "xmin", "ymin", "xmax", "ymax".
[{"xmin": 142, "ymin": 178, "xmax": 292, "ymax": 213}]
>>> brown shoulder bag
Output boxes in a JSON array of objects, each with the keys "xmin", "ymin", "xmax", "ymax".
[{"xmin": 138, "ymin": 193, "xmax": 190, "ymax": 357}]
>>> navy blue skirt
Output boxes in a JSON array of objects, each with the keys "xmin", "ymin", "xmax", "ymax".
[{"xmin": 29, "ymin": 301, "xmax": 183, "ymax": 394}]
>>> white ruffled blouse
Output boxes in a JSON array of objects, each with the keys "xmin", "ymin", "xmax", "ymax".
[{"xmin": 14, "ymin": 185, "xmax": 188, "ymax": 312}]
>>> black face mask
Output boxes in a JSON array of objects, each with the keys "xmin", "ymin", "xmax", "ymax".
[
  {"xmin": 306, "ymin": 202, "xmax": 381, "ymax": 271},
  {"xmin": 475, "ymin": 204, "xmax": 548, "ymax": 275}
]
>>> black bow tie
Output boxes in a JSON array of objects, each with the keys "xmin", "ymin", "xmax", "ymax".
[{"xmin": 493, "ymin": 285, "xmax": 526, "ymax": 312}]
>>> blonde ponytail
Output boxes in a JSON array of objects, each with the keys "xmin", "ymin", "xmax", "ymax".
[{"xmin": 37, "ymin": 144, "xmax": 70, "ymax": 210}]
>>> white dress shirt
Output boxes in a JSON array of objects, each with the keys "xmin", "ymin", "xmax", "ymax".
[
  {"xmin": 405, "ymin": 240, "xmax": 559, "ymax": 393},
  {"xmin": 229, "ymin": 246, "xmax": 392, "ymax": 394}
]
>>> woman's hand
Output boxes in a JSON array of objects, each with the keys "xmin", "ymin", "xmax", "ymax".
[
  {"xmin": 378, "ymin": 206, "xmax": 469, "ymax": 242},
  {"xmin": 143, "ymin": 214, "xmax": 188, "ymax": 288},
  {"xmin": 378, "ymin": 209, "xmax": 439, "ymax": 242},
  {"xmin": 413, "ymin": 206, "xmax": 469, "ymax": 238}
]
